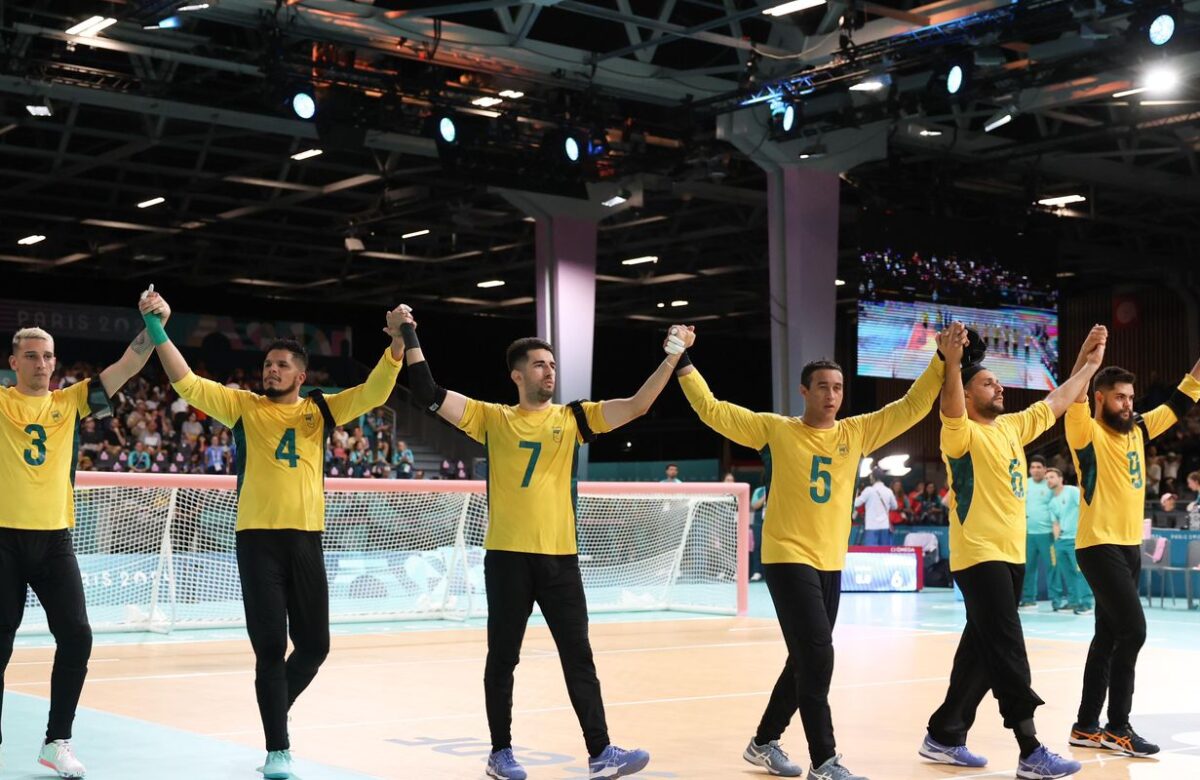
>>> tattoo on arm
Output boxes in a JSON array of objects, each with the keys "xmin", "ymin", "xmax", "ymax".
[{"xmin": 130, "ymin": 329, "xmax": 152, "ymax": 356}]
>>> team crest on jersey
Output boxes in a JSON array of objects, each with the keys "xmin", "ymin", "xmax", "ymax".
[
  {"xmin": 51, "ymin": 411, "xmax": 61, "ymax": 421},
  {"xmin": 552, "ymin": 426, "xmax": 563, "ymax": 442},
  {"xmin": 304, "ymin": 413, "xmax": 317, "ymax": 430},
  {"xmin": 837, "ymin": 444, "xmax": 849, "ymax": 457}
]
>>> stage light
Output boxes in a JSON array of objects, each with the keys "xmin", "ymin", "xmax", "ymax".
[
  {"xmin": 438, "ymin": 116, "xmax": 457, "ymax": 144},
  {"xmin": 1145, "ymin": 65, "xmax": 1179, "ymax": 93},
  {"xmin": 984, "ymin": 106, "xmax": 1016, "ymax": 132},
  {"xmin": 798, "ymin": 143, "xmax": 826, "ymax": 160},
  {"xmin": 1148, "ymin": 12, "xmax": 1176, "ymax": 46},
  {"xmin": 292, "ymin": 91, "xmax": 316, "ymax": 120},
  {"xmin": 947, "ymin": 65, "xmax": 964, "ymax": 95},
  {"xmin": 564, "ymin": 135, "xmax": 581, "ymax": 163}
]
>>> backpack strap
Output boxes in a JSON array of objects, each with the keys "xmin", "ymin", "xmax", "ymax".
[
  {"xmin": 567, "ymin": 399, "xmax": 597, "ymax": 444},
  {"xmin": 306, "ymin": 389, "xmax": 337, "ymax": 438}
]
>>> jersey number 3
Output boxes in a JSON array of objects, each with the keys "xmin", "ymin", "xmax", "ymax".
[
  {"xmin": 275, "ymin": 428, "xmax": 299, "ymax": 468},
  {"xmin": 24, "ymin": 423, "xmax": 47, "ymax": 466}
]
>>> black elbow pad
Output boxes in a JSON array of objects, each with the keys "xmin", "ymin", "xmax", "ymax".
[
  {"xmin": 1167, "ymin": 388, "xmax": 1195, "ymax": 422},
  {"xmin": 408, "ymin": 361, "xmax": 447, "ymax": 412}
]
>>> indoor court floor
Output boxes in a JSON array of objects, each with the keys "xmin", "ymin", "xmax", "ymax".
[{"xmin": 5, "ymin": 586, "xmax": 1199, "ymax": 780}]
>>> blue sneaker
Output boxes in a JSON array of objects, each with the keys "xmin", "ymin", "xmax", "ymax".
[
  {"xmin": 486, "ymin": 749, "xmax": 528, "ymax": 780},
  {"xmin": 589, "ymin": 745, "xmax": 650, "ymax": 779},
  {"xmin": 258, "ymin": 750, "xmax": 291, "ymax": 779},
  {"xmin": 1016, "ymin": 746, "xmax": 1082, "ymax": 779},
  {"xmin": 743, "ymin": 738, "xmax": 803, "ymax": 776},
  {"xmin": 808, "ymin": 754, "xmax": 868, "ymax": 780},
  {"xmin": 918, "ymin": 733, "xmax": 987, "ymax": 767}
]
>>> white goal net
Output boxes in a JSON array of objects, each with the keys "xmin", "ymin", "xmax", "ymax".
[{"xmin": 17, "ymin": 473, "xmax": 749, "ymax": 634}]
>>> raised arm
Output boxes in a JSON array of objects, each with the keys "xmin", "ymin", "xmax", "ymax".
[
  {"xmin": 1141, "ymin": 357, "xmax": 1200, "ymax": 439},
  {"xmin": 598, "ymin": 326, "xmax": 689, "ymax": 430},
  {"xmin": 322, "ymin": 306, "xmax": 406, "ymax": 424},
  {"xmin": 674, "ymin": 329, "xmax": 771, "ymax": 451},
  {"xmin": 1043, "ymin": 326, "xmax": 1106, "ymax": 418},
  {"xmin": 396, "ymin": 306, "xmax": 471, "ymax": 427},
  {"xmin": 938, "ymin": 322, "xmax": 968, "ymax": 420},
  {"xmin": 98, "ymin": 287, "xmax": 167, "ymax": 396},
  {"xmin": 138, "ymin": 290, "xmax": 241, "ymax": 426}
]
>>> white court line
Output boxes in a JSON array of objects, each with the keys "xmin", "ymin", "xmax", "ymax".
[
  {"xmin": 951, "ymin": 744, "xmax": 1200, "ymax": 778},
  {"xmin": 200, "ymin": 665, "xmax": 1087, "ymax": 738}
]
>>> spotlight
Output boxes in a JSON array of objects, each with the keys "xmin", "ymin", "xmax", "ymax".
[
  {"xmin": 798, "ymin": 143, "xmax": 827, "ymax": 160},
  {"xmin": 291, "ymin": 90, "xmax": 316, "ymax": 120},
  {"xmin": 1145, "ymin": 65, "xmax": 1180, "ymax": 93},
  {"xmin": 437, "ymin": 115, "xmax": 457, "ymax": 145},
  {"xmin": 564, "ymin": 135, "xmax": 580, "ymax": 162},
  {"xmin": 25, "ymin": 98, "xmax": 52, "ymax": 117},
  {"xmin": 1148, "ymin": 11, "xmax": 1176, "ymax": 46},
  {"xmin": 947, "ymin": 65, "xmax": 964, "ymax": 95},
  {"xmin": 769, "ymin": 100, "xmax": 802, "ymax": 138}
]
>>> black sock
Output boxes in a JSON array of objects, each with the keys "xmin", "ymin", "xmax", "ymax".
[{"xmin": 1016, "ymin": 733, "xmax": 1040, "ymax": 758}]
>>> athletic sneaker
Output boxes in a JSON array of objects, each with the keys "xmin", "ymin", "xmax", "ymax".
[
  {"xmin": 1073, "ymin": 607, "xmax": 1093, "ymax": 615},
  {"xmin": 1051, "ymin": 603, "xmax": 1070, "ymax": 612},
  {"xmin": 588, "ymin": 745, "xmax": 650, "ymax": 779},
  {"xmin": 751, "ymin": 573, "xmax": 764, "ymax": 582},
  {"xmin": 1068, "ymin": 723, "xmax": 1106, "ymax": 749},
  {"xmin": 918, "ymin": 733, "xmax": 987, "ymax": 767},
  {"xmin": 744, "ymin": 738, "xmax": 803, "ymax": 776},
  {"xmin": 1015, "ymin": 746, "xmax": 1081, "ymax": 779},
  {"xmin": 486, "ymin": 749, "xmax": 528, "ymax": 780},
  {"xmin": 808, "ymin": 754, "xmax": 868, "ymax": 780},
  {"xmin": 37, "ymin": 740, "xmax": 86, "ymax": 779},
  {"xmin": 1101, "ymin": 725, "xmax": 1160, "ymax": 757},
  {"xmin": 1018, "ymin": 601, "xmax": 1038, "ymax": 610},
  {"xmin": 257, "ymin": 749, "xmax": 292, "ymax": 779}
]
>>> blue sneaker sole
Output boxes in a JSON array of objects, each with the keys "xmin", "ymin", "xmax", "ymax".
[
  {"xmin": 918, "ymin": 747, "xmax": 984, "ymax": 768},
  {"xmin": 590, "ymin": 754, "xmax": 650, "ymax": 779}
]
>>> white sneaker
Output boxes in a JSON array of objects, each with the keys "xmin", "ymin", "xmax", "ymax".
[{"xmin": 38, "ymin": 740, "xmax": 87, "ymax": 778}]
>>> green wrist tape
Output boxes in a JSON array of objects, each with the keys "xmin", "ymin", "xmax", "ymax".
[{"xmin": 142, "ymin": 313, "xmax": 169, "ymax": 345}]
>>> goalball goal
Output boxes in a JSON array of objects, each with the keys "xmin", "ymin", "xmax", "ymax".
[{"xmin": 18, "ymin": 472, "xmax": 749, "ymax": 635}]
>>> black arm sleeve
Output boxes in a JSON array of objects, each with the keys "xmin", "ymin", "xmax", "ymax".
[
  {"xmin": 408, "ymin": 360, "xmax": 448, "ymax": 413},
  {"xmin": 87, "ymin": 377, "xmax": 113, "ymax": 419},
  {"xmin": 1167, "ymin": 388, "xmax": 1196, "ymax": 422},
  {"xmin": 674, "ymin": 351, "xmax": 692, "ymax": 373}
]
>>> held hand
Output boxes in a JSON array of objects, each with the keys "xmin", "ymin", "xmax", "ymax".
[
  {"xmin": 138, "ymin": 287, "xmax": 171, "ymax": 325},
  {"xmin": 663, "ymin": 325, "xmax": 695, "ymax": 355},
  {"xmin": 1084, "ymin": 337, "xmax": 1106, "ymax": 368},
  {"xmin": 383, "ymin": 304, "xmax": 414, "ymax": 338},
  {"xmin": 937, "ymin": 322, "xmax": 967, "ymax": 364}
]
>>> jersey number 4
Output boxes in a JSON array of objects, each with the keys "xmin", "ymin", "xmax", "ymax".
[{"xmin": 275, "ymin": 428, "xmax": 299, "ymax": 468}]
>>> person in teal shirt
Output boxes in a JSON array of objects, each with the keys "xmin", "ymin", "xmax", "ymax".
[
  {"xmin": 1046, "ymin": 467, "xmax": 1093, "ymax": 614},
  {"xmin": 1020, "ymin": 455, "xmax": 1056, "ymax": 607}
]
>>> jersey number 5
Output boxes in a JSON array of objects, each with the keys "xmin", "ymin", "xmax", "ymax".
[
  {"xmin": 518, "ymin": 440, "xmax": 542, "ymax": 488},
  {"xmin": 809, "ymin": 455, "xmax": 833, "ymax": 504},
  {"xmin": 275, "ymin": 428, "xmax": 299, "ymax": 468}
]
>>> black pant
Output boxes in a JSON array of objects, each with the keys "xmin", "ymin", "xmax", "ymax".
[
  {"xmin": 755, "ymin": 564, "xmax": 842, "ymax": 768},
  {"xmin": 928, "ymin": 561, "xmax": 1045, "ymax": 746},
  {"xmin": 0, "ymin": 528, "xmax": 93, "ymax": 744},
  {"xmin": 236, "ymin": 530, "xmax": 330, "ymax": 752},
  {"xmin": 484, "ymin": 550, "xmax": 609, "ymax": 757},
  {"xmin": 1075, "ymin": 544, "xmax": 1144, "ymax": 728}
]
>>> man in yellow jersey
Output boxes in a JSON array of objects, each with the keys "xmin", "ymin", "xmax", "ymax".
[
  {"xmin": 1, "ymin": 293, "xmax": 167, "ymax": 779},
  {"xmin": 1064, "ymin": 352, "xmax": 1200, "ymax": 757},
  {"xmin": 921, "ymin": 324, "xmax": 1105, "ymax": 780},
  {"xmin": 397, "ymin": 308, "xmax": 686, "ymax": 780},
  {"xmin": 675, "ymin": 325, "xmax": 961, "ymax": 780},
  {"xmin": 138, "ymin": 291, "xmax": 405, "ymax": 780}
]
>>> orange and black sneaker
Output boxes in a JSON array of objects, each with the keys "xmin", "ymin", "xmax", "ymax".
[
  {"xmin": 1100, "ymin": 725, "xmax": 1160, "ymax": 757},
  {"xmin": 1068, "ymin": 723, "xmax": 1106, "ymax": 749}
]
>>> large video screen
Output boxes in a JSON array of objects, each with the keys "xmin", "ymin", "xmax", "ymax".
[
  {"xmin": 858, "ymin": 300, "xmax": 1058, "ymax": 391},
  {"xmin": 855, "ymin": 251, "xmax": 1058, "ymax": 391}
]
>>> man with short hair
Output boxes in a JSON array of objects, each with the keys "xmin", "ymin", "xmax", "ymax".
[
  {"xmin": 677, "ymin": 325, "xmax": 960, "ymax": 780},
  {"xmin": 920, "ymin": 323, "xmax": 1105, "ymax": 779},
  {"xmin": 399, "ymin": 309, "xmax": 680, "ymax": 780},
  {"xmin": 1045, "ymin": 468, "xmax": 1091, "ymax": 615},
  {"xmin": 854, "ymin": 470, "xmax": 897, "ymax": 547},
  {"xmin": 2, "ymin": 297, "xmax": 167, "ymax": 778},
  {"xmin": 1066, "ymin": 357, "xmax": 1200, "ymax": 758},
  {"xmin": 140, "ymin": 290, "xmax": 406, "ymax": 780},
  {"xmin": 660, "ymin": 463, "xmax": 681, "ymax": 483},
  {"xmin": 1020, "ymin": 455, "xmax": 1055, "ymax": 609}
]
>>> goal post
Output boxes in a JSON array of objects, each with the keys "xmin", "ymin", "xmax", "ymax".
[{"xmin": 16, "ymin": 473, "xmax": 749, "ymax": 635}]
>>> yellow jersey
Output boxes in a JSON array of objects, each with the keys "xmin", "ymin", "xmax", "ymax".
[
  {"xmin": 1068, "ymin": 374, "xmax": 1200, "ymax": 549},
  {"xmin": 172, "ymin": 350, "xmax": 402, "ymax": 531},
  {"xmin": 678, "ymin": 356, "xmax": 943, "ymax": 570},
  {"xmin": 941, "ymin": 401, "xmax": 1056, "ymax": 571},
  {"xmin": 457, "ymin": 399, "xmax": 611, "ymax": 555},
  {"xmin": 0, "ymin": 380, "xmax": 94, "ymax": 530}
]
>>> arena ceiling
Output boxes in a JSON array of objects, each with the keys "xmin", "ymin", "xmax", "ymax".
[{"xmin": 1, "ymin": 0, "xmax": 1199, "ymax": 333}]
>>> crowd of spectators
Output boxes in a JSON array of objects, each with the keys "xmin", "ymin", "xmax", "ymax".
[
  {"xmin": 53, "ymin": 360, "xmax": 468, "ymax": 480},
  {"xmin": 859, "ymin": 249, "xmax": 1058, "ymax": 309}
]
